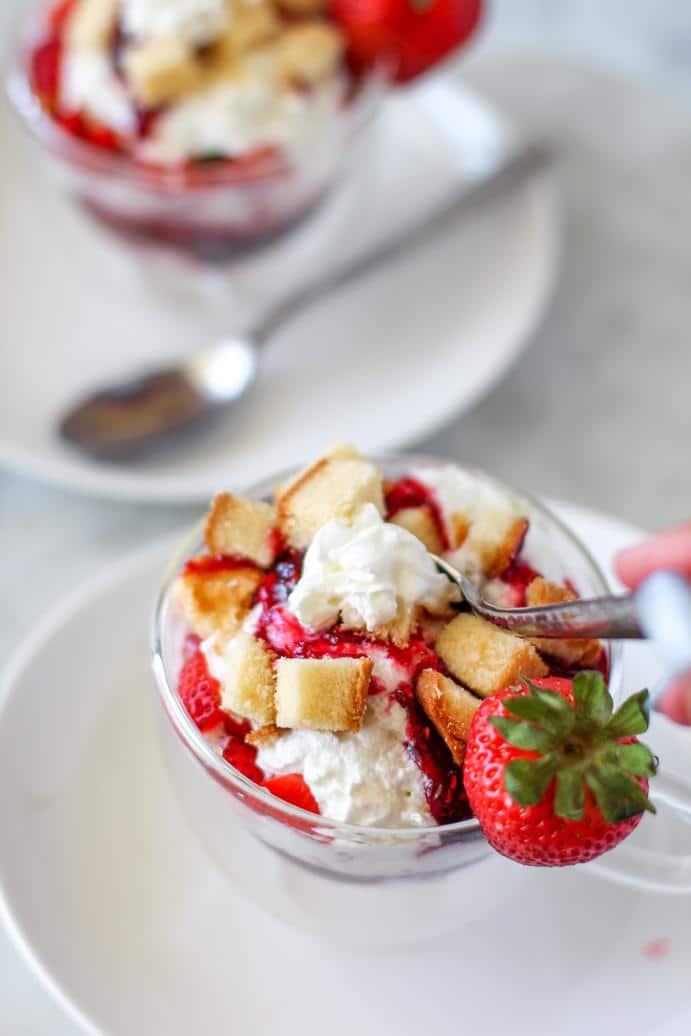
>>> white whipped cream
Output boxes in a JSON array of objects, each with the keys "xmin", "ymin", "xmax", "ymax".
[
  {"xmin": 412, "ymin": 465, "xmax": 517, "ymax": 536},
  {"xmin": 256, "ymin": 695, "xmax": 433, "ymax": 827},
  {"xmin": 200, "ymin": 632, "xmax": 226, "ymax": 683},
  {"xmin": 288, "ymin": 504, "xmax": 454, "ymax": 634},
  {"xmin": 122, "ymin": 0, "xmax": 230, "ymax": 45},
  {"xmin": 60, "ymin": 52, "xmax": 136, "ymax": 135},
  {"xmin": 140, "ymin": 71, "xmax": 344, "ymax": 163}
]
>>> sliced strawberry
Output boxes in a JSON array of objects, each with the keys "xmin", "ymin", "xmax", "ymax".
[
  {"xmin": 48, "ymin": 0, "xmax": 78, "ymax": 32},
  {"xmin": 223, "ymin": 740, "xmax": 264, "ymax": 784},
  {"xmin": 31, "ymin": 38, "xmax": 63, "ymax": 105},
  {"xmin": 177, "ymin": 649, "xmax": 226, "ymax": 733},
  {"xmin": 332, "ymin": 0, "xmax": 484, "ymax": 84},
  {"xmin": 264, "ymin": 774, "xmax": 321, "ymax": 814}
]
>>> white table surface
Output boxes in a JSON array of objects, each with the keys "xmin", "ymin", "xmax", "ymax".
[{"xmin": 3, "ymin": 2, "xmax": 691, "ymax": 1032}]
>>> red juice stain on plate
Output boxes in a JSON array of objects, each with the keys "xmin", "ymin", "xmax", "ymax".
[{"xmin": 643, "ymin": 938, "xmax": 669, "ymax": 960}]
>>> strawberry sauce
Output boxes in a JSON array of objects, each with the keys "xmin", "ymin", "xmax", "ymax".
[
  {"xmin": 183, "ymin": 554, "xmax": 257, "ymax": 577},
  {"xmin": 176, "ymin": 514, "xmax": 607, "ymax": 826}
]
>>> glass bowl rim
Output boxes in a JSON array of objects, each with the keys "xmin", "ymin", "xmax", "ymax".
[
  {"xmin": 4, "ymin": 3, "xmax": 389, "ymax": 192},
  {"xmin": 150, "ymin": 451, "xmax": 625, "ymax": 843}
]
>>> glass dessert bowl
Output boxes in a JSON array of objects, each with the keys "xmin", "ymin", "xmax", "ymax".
[
  {"xmin": 152, "ymin": 447, "xmax": 626, "ymax": 938},
  {"xmin": 7, "ymin": 0, "xmax": 387, "ymax": 259}
]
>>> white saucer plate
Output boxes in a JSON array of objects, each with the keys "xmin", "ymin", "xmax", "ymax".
[
  {"xmin": 0, "ymin": 75, "xmax": 558, "ymax": 503},
  {"xmin": 1, "ymin": 503, "xmax": 691, "ymax": 1036}
]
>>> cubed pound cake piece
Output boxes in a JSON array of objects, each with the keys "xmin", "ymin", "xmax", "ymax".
[
  {"xmin": 416, "ymin": 670, "xmax": 481, "ymax": 766},
  {"xmin": 276, "ymin": 0, "xmax": 327, "ymax": 13},
  {"xmin": 220, "ymin": 633, "xmax": 277, "ymax": 726},
  {"xmin": 275, "ymin": 657, "xmax": 372, "ymax": 732},
  {"xmin": 204, "ymin": 492, "xmax": 277, "ymax": 568},
  {"xmin": 221, "ymin": 3, "xmax": 280, "ymax": 56},
  {"xmin": 436, "ymin": 613, "xmax": 548, "ymax": 698},
  {"xmin": 526, "ymin": 577, "xmax": 602, "ymax": 667},
  {"xmin": 276, "ymin": 23, "xmax": 345, "ymax": 87},
  {"xmin": 246, "ymin": 724, "xmax": 286, "ymax": 748},
  {"xmin": 391, "ymin": 506, "xmax": 445, "ymax": 555},
  {"xmin": 371, "ymin": 604, "xmax": 422, "ymax": 648},
  {"xmin": 276, "ymin": 449, "xmax": 384, "ymax": 550},
  {"xmin": 124, "ymin": 35, "xmax": 203, "ymax": 108},
  {"xmin": 66, "ymin": 0, "xmax": 119, "ymax": 50},
  {"xmin": 459, "ymin": 509, "xmax": 529, "ymax": 580},
  {"xmin": 174, "ymin": 566, "xmax": 262, "ymax": 640}
]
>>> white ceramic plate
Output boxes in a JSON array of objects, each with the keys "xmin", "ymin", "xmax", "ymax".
[
  {"xmin": 0, "ymin": 75, "xmax": 558, "ymax": 503},
  {"xmin": 1, "ymin": 502, "xmax": 691, "ymax": 1036}
]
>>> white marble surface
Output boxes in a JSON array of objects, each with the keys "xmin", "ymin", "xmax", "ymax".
[{"xmin": 3, "ymin": 2, "xmax": 691, "ymax": 1032}]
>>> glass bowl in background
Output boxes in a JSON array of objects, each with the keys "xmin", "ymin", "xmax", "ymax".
[
  {"xmin": 151, "ymin": 454, "xmax": 624, "ymax": 943},
  {"xmin": 5, "ymin": 1, "xmax": 388, "ymax": 261}
]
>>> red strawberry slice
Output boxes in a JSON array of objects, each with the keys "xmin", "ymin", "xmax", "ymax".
[
  {"xmin": 464, "ymin": 673, "xmax": 657, "ymax": 867},
  {"xmin": 264, "ymin": 774, "xmax": 321, "ymax": 814},
  {"xmin": 177, "ymin": 649, "xmax": 226, "ymax": 733},
  {"xmin": 223, "ymin": 740, "xmax": 264, "ymax": 784},
  {"xmin": 332, "ymin": 0, "xmax": 484, "ymax": 84},
  {"xmin": 31, "ymin": 38, "xmax": 63, "ymax": 105}
]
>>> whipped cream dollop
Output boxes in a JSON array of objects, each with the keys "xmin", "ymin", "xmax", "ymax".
[
  {"xmin": 412, "ymin": 465, "xmax": 517, "ymax": 534},
  {"xmin": 122, "ymin": 0, "xmax": 230, "ymax": 45},
  {"xmin": 60, "ymin": 52, "xmax": 136, "ymax": 134},
  {"xmin": 255, "ymin": 695, "xmax": 433, "ymax": 827},
  {"xmin": 287, "ymin": 504, "xmax": 455, "ymax": 633}
]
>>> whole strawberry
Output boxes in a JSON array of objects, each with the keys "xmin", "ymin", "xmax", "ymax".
[
  {"xmin": 332, "ymin": 0, "xmax": 484, "ymax": 84},
  {"xmin": 463, "ymin": 674, "xmax": 657, "ymax": 866}
]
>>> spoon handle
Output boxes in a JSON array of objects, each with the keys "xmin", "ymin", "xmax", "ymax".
[
  {"xmin": 250, "ymin": 140, "xmax": 553, "ymax": 345},
  {"xmin": 474, "ymin": 593, "xmax": 643, "ymax": 640}
]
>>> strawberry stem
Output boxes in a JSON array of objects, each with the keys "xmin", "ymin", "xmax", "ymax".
[{"xmin": 489, "ymin": 672, "xmax": 658, "ymax": 824}]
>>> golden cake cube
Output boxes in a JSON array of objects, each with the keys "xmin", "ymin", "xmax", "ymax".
[
  {"xmin": 461, "ymin": 508, "xmax": 529, "ymax": 579},
  {"xmin": 124, "ymin": 36, "xmax": 204, "ymax": 107},
  {"xmin": 204, "ymin": 492, "xmax": 277, "ymax": 568},
  {"xmin": 276, "ymin": 0, "xmax": 328, "ymax": 14},
  {"xmin": 275, "ymin": 657, "xmax": 372, "ymax": 731},
  {"xmin": 436, "ymin": 613, "xmax": 548, "ymax": 698},
  {"xmin": 220, "ymin": 633, "xmax": 277, "ymax": 725},
  {"xmin": 276, "ymin": 23, "xmax": 345, "ymax": 87},
  {"xmin": 526, "ymin": 577, "xmax": 601, "ymax": 667},
  {"xmin": 416, "ymin": 669, "xmax": 481, "ymax": 766},
  {"xmin": 390, "ymin": 506, "xmax": 445, "ymax": 555},
  {"xmin": 66, "ymin": 0, "xmax": 119, "ymax": 51},
  {"xmin": 276, "ymin": 452, "xmax": 384, "ymax": 550},
  {"xmin": 174, "ymin": 565, "xmax": 262, "ymax": 640}
]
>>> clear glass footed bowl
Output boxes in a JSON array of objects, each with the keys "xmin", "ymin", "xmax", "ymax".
[
  {"xmin": 151, "ymin": 455, "xmax": 624, "ymax": 942},
  {"xmin": 5, "ymin": 1, "xmax": 388, "ymax": 261}
]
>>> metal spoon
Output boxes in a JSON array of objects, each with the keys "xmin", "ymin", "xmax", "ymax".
[
  {"xmin": 432, "ymin": 554, "xmax": 644, "ymax": 639},
  {"xmin": 59, "ymin": 141, "xmax": 553, "ymax": 460}
]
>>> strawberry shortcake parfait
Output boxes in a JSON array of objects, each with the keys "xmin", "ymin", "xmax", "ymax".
[{"xmin": 171, "ymin": 445, "xmax": 610, "ymax": 829}]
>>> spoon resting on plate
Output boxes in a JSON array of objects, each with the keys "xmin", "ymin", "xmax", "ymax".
[{"xmin": 59, "ymin": 141, "xmax": 552, "ymax": 460}]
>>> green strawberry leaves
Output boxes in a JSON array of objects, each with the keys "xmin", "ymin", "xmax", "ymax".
[
  {"xmin": 585, "ymin": 769, "xmax": 656, "ymax": 823},
  {"xmin": 554, "ymin": 768, "xmax": 586, "ymax": 820},
  {"xmin": 488, "ymin": 672, "xmax": 658, "ymax": 824},
  {"xmin": 490, "ymin": 717, "xmax": 556, "ymax": 753},
  {"xmin": 606, "ymin": 690, "xmax": 651, "ymax": 738},
  {"xmin": 505, "ymin": 755, "xmax": 558, "ymax": 806},
  {"xmin": 573, "ymin": 669, "xmax": 614, "ymax": 725}
]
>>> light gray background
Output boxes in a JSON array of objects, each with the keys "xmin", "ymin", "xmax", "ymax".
[{"xmin": 2, "ymin": 1, "xmax": 691, "ymax": 1031}]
